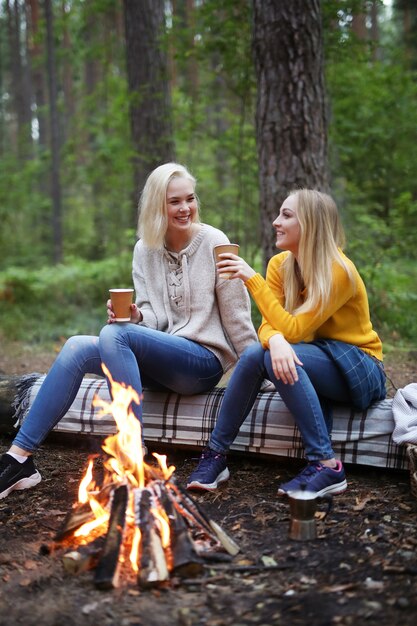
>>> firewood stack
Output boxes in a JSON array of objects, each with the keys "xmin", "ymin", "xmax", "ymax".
[
  {"xmin": 55, "ymin": 461, "xmax": 239, "ymax": 589},
  {"xmin": 54, "ymin": 365, "xmax": 239, "ymax": 589}
]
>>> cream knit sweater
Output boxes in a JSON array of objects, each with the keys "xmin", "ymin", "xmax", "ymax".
[{"xmin": 132, "ymin": 224, "xmax": 257, "ymax": 373}]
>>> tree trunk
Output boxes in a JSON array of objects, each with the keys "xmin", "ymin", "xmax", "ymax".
[
  {"xmin": 44, "ymin": 0, "xmax": 63, "ymax": 264},
  {"xmin": 395, "ymin": 0, "xmax": 417, "ymax": 69},
  {"xmin": 351, "ymin": 12, "xmax": 367, "ymax": 41},
  {"xmin": 26, "ymin": 0, "xmax": 48, "ymax": 156},
  {"xmin": 252, "ymin": 0, "xmax": 329, "ymax": 264},
  {"xmin": 61, "ymin": 1, "xmax": 76, "ymax": 131},
  {"xmin": 6, "ymin": 0, "xmax": 33, "ymax": 159},
  {"xmin": 123, "ymin": 0, "xmax": 175, "ymax": 216},
  {"xmin": 370, "ymin": 1, "xmax": 381, "ymax": 62}
]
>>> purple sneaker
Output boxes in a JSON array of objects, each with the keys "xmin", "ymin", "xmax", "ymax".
[
  {"xmin": 278, "ymin": 461, "xmax": 347, "ymax": 497},
  {"xmin": 186, "ymin": 447, "xmax": 230, "ymax": 491}
]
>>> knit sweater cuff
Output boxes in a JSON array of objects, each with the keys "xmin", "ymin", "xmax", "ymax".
[{"xmin": 245, "ymin": 273, "xmax": 265, "ymax": 292}]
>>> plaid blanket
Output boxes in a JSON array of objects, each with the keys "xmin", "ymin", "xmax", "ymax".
[{"xmin": 19, "ymin": 375, "xmax": 407, "ymax": 470}]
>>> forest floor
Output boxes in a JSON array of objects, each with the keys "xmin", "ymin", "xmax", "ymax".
[{"xmin": 0, "ymin": 340, "xmax": 416, "ymax": 626}]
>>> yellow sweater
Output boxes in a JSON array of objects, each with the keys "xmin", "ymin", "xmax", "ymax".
[{"xmin": 245, "ymin": 251, "xmax": 383, "ymax": 361}]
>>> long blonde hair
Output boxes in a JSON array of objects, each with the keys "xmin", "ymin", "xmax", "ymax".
[
  {"xmin": 137, "ymin": 163, "xmax": 201, "ymax": 248},
  {"xmin": 282, "ymin": 189, "xmax": 355, "ymax": 314}
]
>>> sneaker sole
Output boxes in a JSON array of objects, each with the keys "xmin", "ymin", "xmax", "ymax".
[
  {"xmin": 315, "ymin": 479, "xmax": 347, "ymax": 497},
  {"xmin": 0, "ymin": 471, "xmax": 42, "ymax": 499},
  {"xmin": 277, "ymin": 479, "xmax": 348, "ymax": 497},
  {"xmin": 186, "ymin": 468, "xmax": 230, "ymax": 492}
]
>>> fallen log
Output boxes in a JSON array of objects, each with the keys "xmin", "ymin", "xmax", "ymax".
[{"xmin": 0, "ymin": 373, "xmax": 42, "ymax": 433}]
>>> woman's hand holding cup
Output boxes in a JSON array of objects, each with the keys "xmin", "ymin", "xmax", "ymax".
[
  {"xmin": 107, "ymin": 288, "xmax": 142, "ymax": 324},
  {"xmin": 214, "ymin": 244, "xmax": 257, "ymax": 283}
]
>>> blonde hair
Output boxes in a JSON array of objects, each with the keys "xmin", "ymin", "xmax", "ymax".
[
  {"xmin": 282, "ymin": 189, "xmax": 355, "ymax": 314},
  {"xmin": 137, "ymin": 163, "xmax": 201, "ymax": 248}
]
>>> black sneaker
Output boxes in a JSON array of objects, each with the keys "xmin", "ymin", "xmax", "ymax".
[
  {"xmin": 0, "ymin": 453, "xmax": 42, "ymax": 499},
  {"xmin": 186, "ymin": 447, "xmax": 230, "ymax": 491}
]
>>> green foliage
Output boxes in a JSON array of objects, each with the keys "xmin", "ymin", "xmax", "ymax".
[
  {"xmin": 0, "ymin": 254, "xmax": 133, "ymax": 342},
  {"xmin": 363, "ymin": 260, "xmax": 417, "ymax": 345},
  {"xmin": 168, "ymin": 0, "xmax": 260, "ymax": 256},
  {"xmin": 0, "ymin": 0, "xmax": 415, "ymax": 348},
  {"xmin": 327, "ymin": 50, "xmax": 417, "ymax": 236}
]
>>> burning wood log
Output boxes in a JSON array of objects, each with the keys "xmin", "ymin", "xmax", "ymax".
[
  {"xmin": 134, "ymin": 487, "xmax": 170, "ymax": 588},
  {"xmin": 53, "ymin": 367, "xmax": 240, "ymax": 590},
  {"xmin": 62, "ymin": 535, "xmax": 106, "ymax": 575},
  {"xmin": 55, "ymin": 470, "xmax": 112, "ymax": 541},
  {"xmin": 94, "ymin": 484, "xmax": 128, "ymax": 590},
  {"xmin": 155, "ymin": 482, "xmax": 204, "ymax": 578},
  {"xmin": 55, "ymin": 501, "xmax": 101, "ymax": 542},
  {"xmin": 167, "ymin": 479, "xmax": 240, "ymax": 556}
]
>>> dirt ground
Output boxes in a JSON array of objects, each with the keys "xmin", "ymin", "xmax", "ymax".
[{"xmin": 0, "ymin": 340, "xmax": 416, "ymax": 626}]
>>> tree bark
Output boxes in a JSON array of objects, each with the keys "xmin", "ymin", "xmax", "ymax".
[
  {"xmin": 123, "ymin": 0, "xmax": 175, "ymax": 216},
  {"xmin": 44, "ymin": 0, "xmax": 63, "ymax": 264},
  {"xmin": 252, "ymin": 0, "xmax": 330, "ymax": 263},
  {"xmin": 6, "ymin": 0, "xmax": 33, "ymax": 159},
  {"xmin": 26, "ymin": 0, "xmax": 48, "ymax": 159}
]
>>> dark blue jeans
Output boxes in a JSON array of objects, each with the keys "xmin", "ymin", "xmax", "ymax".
[
  {"xmin": 13, "ymin": 324, "xmax": 223, "ymax": 452},
  {"xmin": 209, "ymin": 341, "xmax": 383, "ymax": 461}
]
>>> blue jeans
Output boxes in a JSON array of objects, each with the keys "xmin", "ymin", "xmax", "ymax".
[
  {"xmin": 13, "ymin": 324, "xmax": 223, "ymax": 452},
  {"xmin": 209, "ymin": 342, "xmax": 380, "ymax": 461}
]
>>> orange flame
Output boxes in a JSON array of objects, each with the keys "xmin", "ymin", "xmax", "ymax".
[
  {"xmin": 151, "ymin": 507, "xmax": 171, "ymax": 548},
  {"xmin": 152, "ymin": 453, "xmax": 175, "ymax": 480},
  {"xmin": 75, "ymin": 497, "xmax": 109, "ymax": 537},
  {"xmin": 129, "ymin": 527, "xmax": 141, "ymax": 573},
  {"xmin": 73, "ymin": 364, "xmax": 176, "ymax": 574},
  {"xmin": 78, "ymin": 458, "xmax": 94, "ymax": 504}
]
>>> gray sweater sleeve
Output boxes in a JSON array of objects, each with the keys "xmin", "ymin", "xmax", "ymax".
[
  {"xmin": 216, "ymin": 277, "xmax": 258, "ymax": 359},
  {"xmin": 132, "ymin": 240, "xmax": 158, "ymax": 328}
]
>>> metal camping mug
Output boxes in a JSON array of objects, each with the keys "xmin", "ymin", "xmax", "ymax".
[{"xmin": 287, "ymin": 489, "xmax": 332, "ymax": 541}]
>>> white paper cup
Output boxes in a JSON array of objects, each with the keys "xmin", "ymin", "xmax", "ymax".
[
  {"xmin": 109, "ymin": 288, "xmax": 134, "ymax": 322},
  {"xmin": 213, "ymin": 244, "xmax": 240, "ymax": 279}
]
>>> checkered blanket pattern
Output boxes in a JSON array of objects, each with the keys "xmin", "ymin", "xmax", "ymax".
[{"xmin": 25, "ymin": 375, "xmax": 407, "ymax": 470}]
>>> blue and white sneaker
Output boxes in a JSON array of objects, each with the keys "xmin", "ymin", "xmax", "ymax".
[
  {"xmin": 278, "ymin": 461, "xmax": 347, "ymax": 497},
  {"xmin": 186, "ymin": 447, "xmax": 230, "ymax": 491}
]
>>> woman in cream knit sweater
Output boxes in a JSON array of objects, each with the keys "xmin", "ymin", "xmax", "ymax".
[{"xmin": 0, "ymin": 163, "xmax": 257, "ymax": 500}]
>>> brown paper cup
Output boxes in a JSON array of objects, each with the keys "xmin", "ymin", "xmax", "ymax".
[
  {"xmin": 109, "ymin": 288, "xmax": 134, "ymax": 322},
  {"xmin": 214, "ymin": 244, "xmax": 240, "ymax": 279}
]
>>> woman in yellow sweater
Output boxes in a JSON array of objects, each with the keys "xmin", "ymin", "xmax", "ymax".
[{"xmin": 187, "ymin": 189, "xmax": 386, "ymax": 496}]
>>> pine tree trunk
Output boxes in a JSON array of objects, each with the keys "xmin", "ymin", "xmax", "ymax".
[
  {"xmin": 252, "ymin": 0, "xmax": 329, "ymax": 264},
  {"xmin": 6, "ymin": 0, "xmax": 33, "ymax": 159},
  {"xmin": 123, "ymin": 0, "xmax": 175, "ymax": 215},
  {"xmin": 44, "ymin": 0, "xmax": 63, "ymax": 264}
]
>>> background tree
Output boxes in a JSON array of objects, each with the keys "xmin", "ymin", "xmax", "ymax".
[
  {"xmin": 0, "ymin": 0, "xmax": 415, "ymax": 346},
  {"xmin": 252, "ymin": 0, "xmax": 330, "ymax": 262},
  {"xmin": 123, "ymin": 0, "xmax": 175, "ymax": 216},
  {"xmin": 44, "ymin": 0, "xmax": 62, "ymax": 263}
]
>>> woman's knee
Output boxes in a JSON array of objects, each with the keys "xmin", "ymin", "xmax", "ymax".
[
  {"xmin": 57, "ymin": 335, "xmax": 99, "ymax": 367},
  {"xmin": 99, "ymin": 322, "xmax": 134, "ymax": 353},
  {"xmin": 240, "ymin": 342, "xmax": 266, "ymax": 369}
]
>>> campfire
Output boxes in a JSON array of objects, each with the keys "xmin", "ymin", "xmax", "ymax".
[{"xmin": 54, "ymin": 366, "xmax": 239, "ymax": 590}]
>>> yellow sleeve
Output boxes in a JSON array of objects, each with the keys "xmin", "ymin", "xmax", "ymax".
[{"xmin": 245, "ymin": 255, "xmax": 355, "ymax": 348}]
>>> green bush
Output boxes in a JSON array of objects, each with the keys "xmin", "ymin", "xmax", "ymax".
[{"xmin": 0, "ymin": 253, "xmax": 133, "ymax": 342}]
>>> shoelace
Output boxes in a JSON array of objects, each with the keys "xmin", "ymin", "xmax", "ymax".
[
  {"xmin": 197, "ymin": 450, "xmax": 221, "ymax": 469},
  {"xmin": 298, "ymin": 463, "xmax": 324, "ymax": 479}
]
